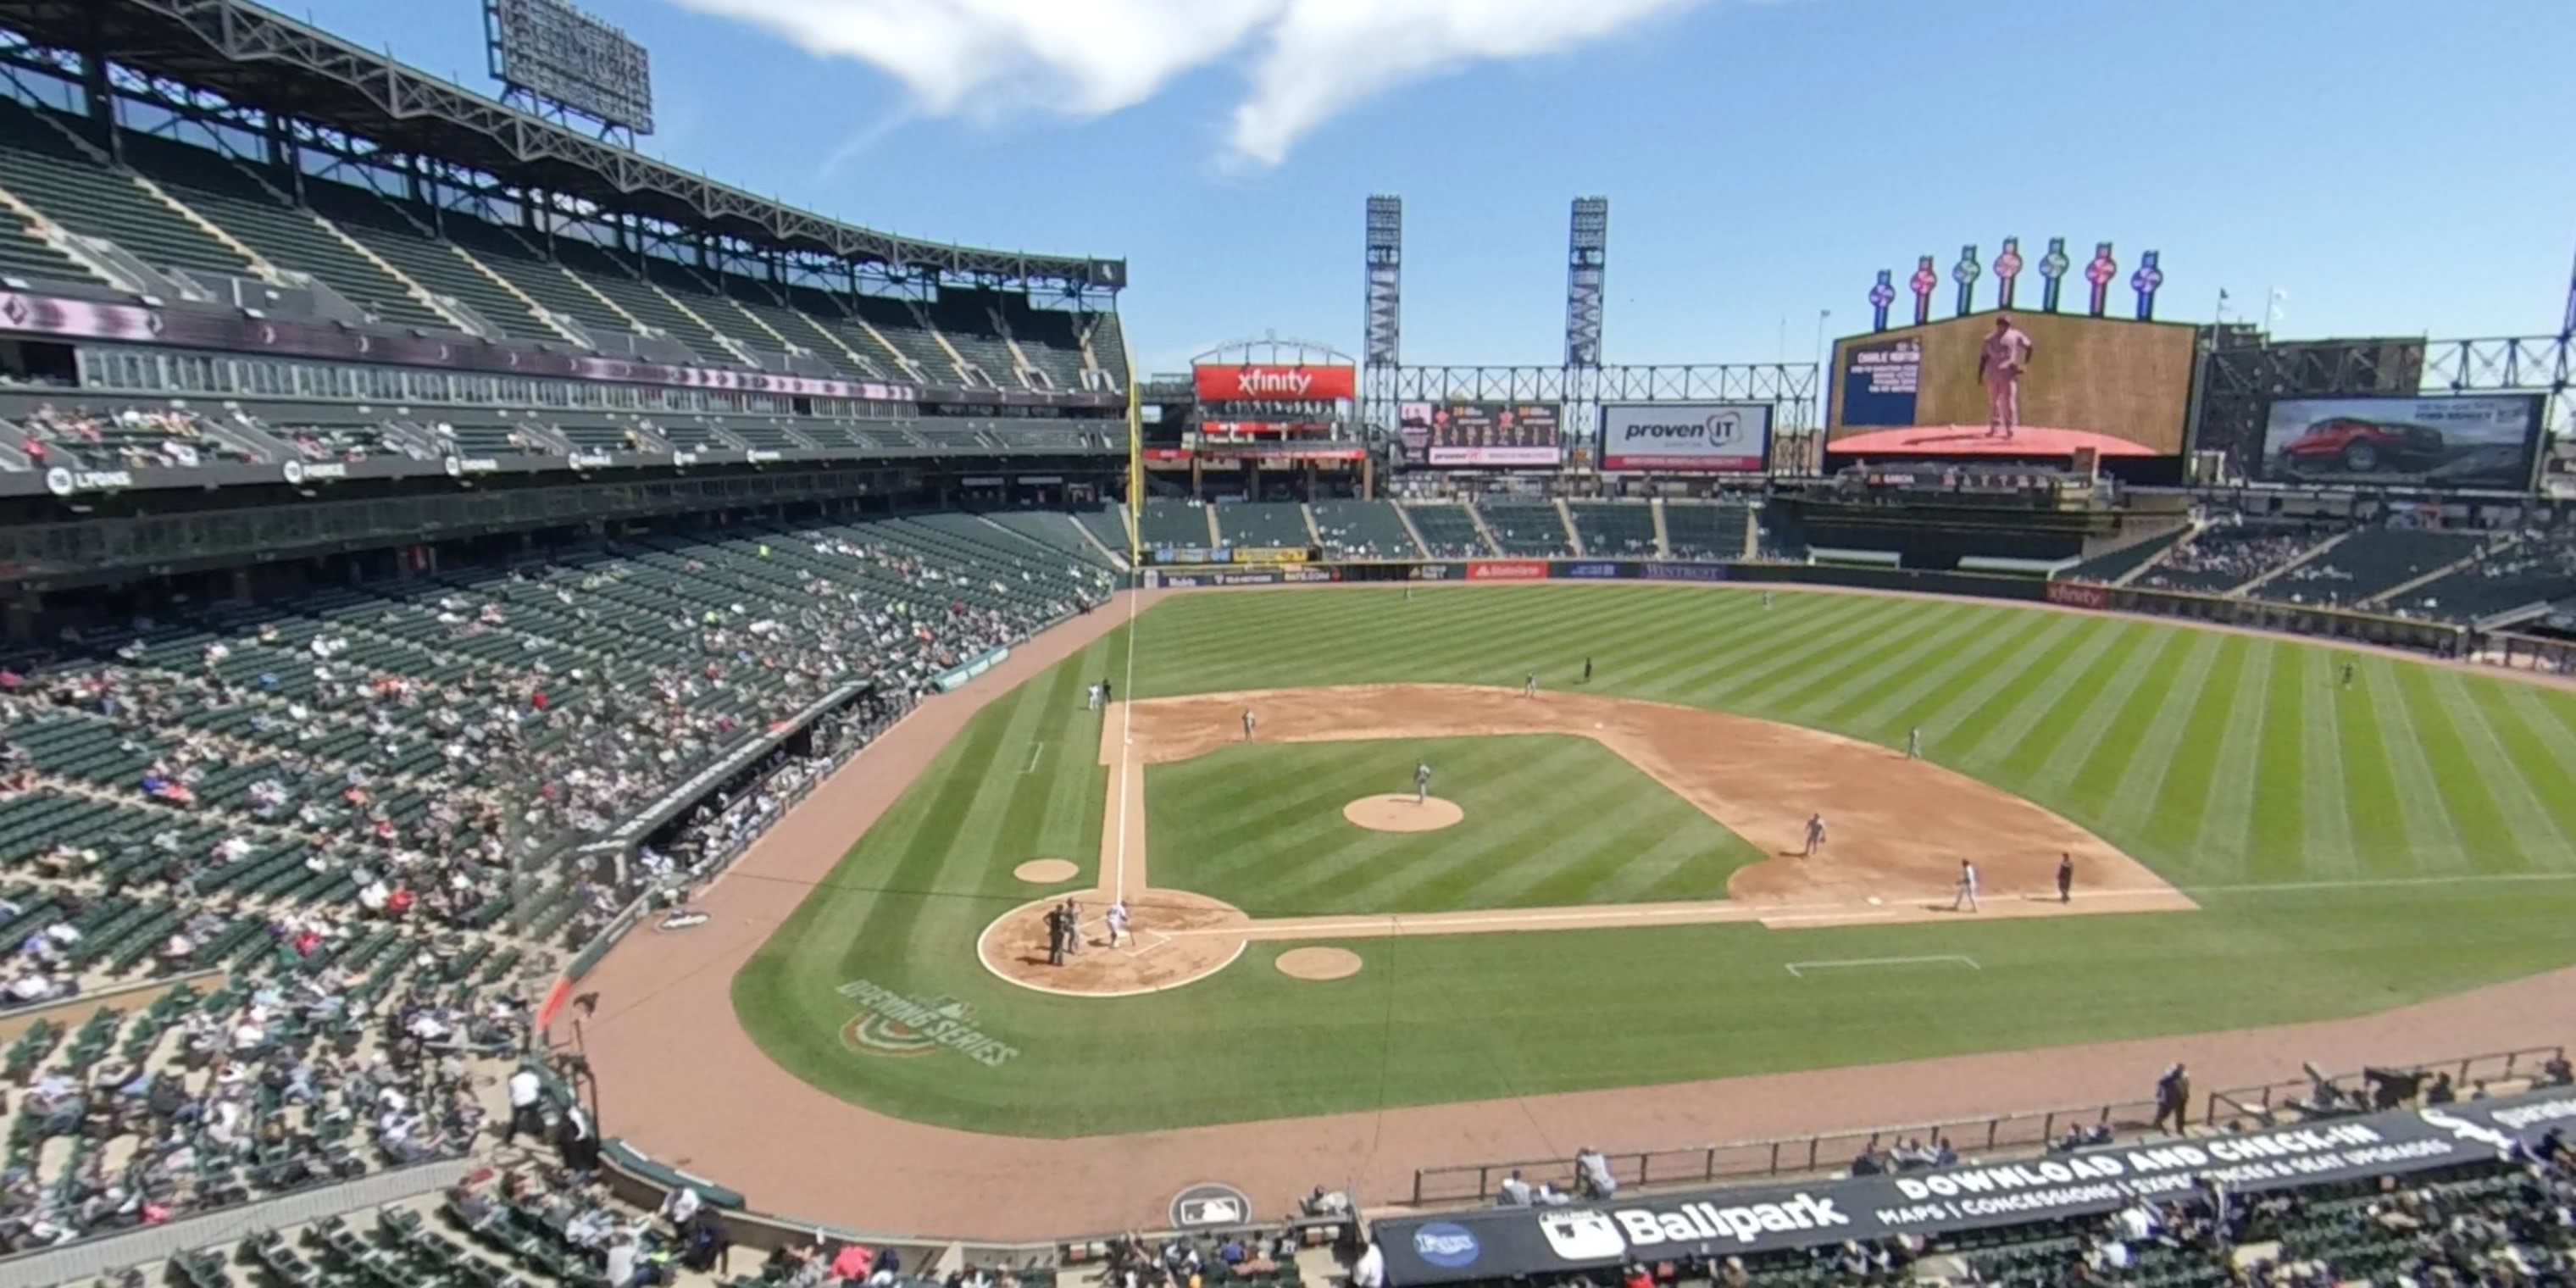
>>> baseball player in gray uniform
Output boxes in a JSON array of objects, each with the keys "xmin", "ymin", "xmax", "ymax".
[{"xmin": 1414, "ymin": 761, "xmax": 1434, "ymax": 804}]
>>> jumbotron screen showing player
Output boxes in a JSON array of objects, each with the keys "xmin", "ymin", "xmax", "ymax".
[{"xmin": 1826, "ymin": 309, "xmax": 2196, "ymax": 458}]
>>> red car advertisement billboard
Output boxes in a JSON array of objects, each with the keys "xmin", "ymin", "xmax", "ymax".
[
  {"xmin": 1193, "ymin": 364, "xmax": 1357, "ymax": 402},
  {"xmin": 2257, "ymin": 394, "xmax": 2547, "ymax": 490}
]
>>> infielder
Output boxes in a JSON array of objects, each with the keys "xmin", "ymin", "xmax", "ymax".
[
  {"xmin": 1801, "ymin": 813, "xmax": 1826, "ymax": 858},
  {"xmin": 1104, "ymin": 898, "xmax": 1130, "ymax": 947},
  {"xmin": 1241, "ymin": 708, "xmax": 1257, "ymax": 741},
  {"xmin": 1906, "ymin": 726, "xmax": 1923, "ymax": 759},
  {"xmin": 1523, "ymin": 671, "xmax": 1539, "ymax": 698},
  {"xmin": 2056, "ymin": 852, "xmax": 2074, "ymax": 904},
  {"xmin": 1086, "ymin": 682, "xmax": 1102, "ymax": 712},
  {"xmin": 1951, "ymin": 859, "xmax": 1980, "ymax": 913},
  {"xmin": 1414, "ymin": 760, "xmax": 1433, "ymax": 805}
]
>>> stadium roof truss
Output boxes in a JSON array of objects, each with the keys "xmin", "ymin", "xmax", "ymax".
[{"xmin": 0, "ymin": 0, "xmax": 1124, "ymax": 297}]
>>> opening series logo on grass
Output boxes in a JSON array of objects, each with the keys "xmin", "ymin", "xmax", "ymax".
[{"xmin": 836, "ymin": 980, "xmax": 1019, "ymax": 1067}]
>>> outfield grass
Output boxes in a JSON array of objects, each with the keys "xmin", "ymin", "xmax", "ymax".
[
  {"xmin": 731, "ymin": 586, "xmax": 2576, "ymax": 1136},
  {"xmin": 1144, "ymin": 735, "xmax": 1763, "ymax": 917}
]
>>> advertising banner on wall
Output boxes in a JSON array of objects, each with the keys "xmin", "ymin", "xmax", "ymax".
[
  {"xmin": 2257, "ymin": 394, "xmax": 2547, "ymax": 490},
  {"xmin": 1193, "ymin": 364, "xmax": 1357, "ymax": 402},
  {"xmin": 1466, "ymin": 559, "xmax": 1550, "ymax": 581},
  {"xmin": 1600, "ymin": 402, "xmax": 1774, "ymax": 473},
  {"xmin": 1374, "ymin": 1094, "xmax": 2542, "ymax": 1285},
  {"xmin": 1401, "ymin": 402, "xmax": 1567, "ymax": 467}
]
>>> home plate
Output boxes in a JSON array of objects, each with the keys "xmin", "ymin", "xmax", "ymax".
[{"xmin": 1868, "ymin": 897, "xmax": 1884, "ymax": 906}]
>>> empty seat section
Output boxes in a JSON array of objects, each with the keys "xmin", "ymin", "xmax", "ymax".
[
  {"xmin": 1664, "ymin": 502, "xmax": 1748, "ymax": 559},
  {"xmin": 1568, "ymin": 503, "xmax": 1658, "ymax": 556},
  {"xmin": 1406, "ymin": 504, "xmax": 1490, "ymax": 558},
  {"xmin": 1309, "ymin": 501, "xmax": 1417, "ymax": 559},
  {"xmin": 308, "ymin": 186, "xmax": 557, "ymax": 340},
  {"xmin": 0, "ymin": 100, "xmax": 252, "ymax": 278},
  {"xmin": 122, "ymin": 136, "xmax": 448, "ymax": 330},
  {"xmin": 445, "ymin": 223, "xmax": 637, "ymax": 339},
  {"xmin": 1476, "ymin": 502, "xmax": 1572, "ymax": 556}
]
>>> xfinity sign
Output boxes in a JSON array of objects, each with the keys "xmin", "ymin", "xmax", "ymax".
[
  {"xmin": 1192, "ymin": 364, "xmax": 1357, "ymax": 402},
  {"xmin": 1601, "ymin": 402, "xmax": 1773, "ymax": 473}
]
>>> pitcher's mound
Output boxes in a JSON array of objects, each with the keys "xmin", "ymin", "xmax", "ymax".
[
  {"xmin": 1344, "ymin": 795, "xmax": 1463, "ymax": 832},
  {"xmin": 1277, "ymin": 947, "xmax": 1362, "ymax": 981},
  {"xmin": 1013, "ymin": 858, "xmax": 1080, "ymax": 884}
]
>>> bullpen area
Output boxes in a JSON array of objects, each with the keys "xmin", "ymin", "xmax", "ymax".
[{"xmin": 576, "ymin": 583, "xmax": 2576, "ymax": 1237}]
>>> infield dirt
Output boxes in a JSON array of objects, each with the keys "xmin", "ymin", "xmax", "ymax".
[{"xmin": 977, "ymin": 682, "xmax": 2193, "ymax": 997}]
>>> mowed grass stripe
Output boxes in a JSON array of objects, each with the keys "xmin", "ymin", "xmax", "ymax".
[
  {"xmin": 1757, "ymin": 602, "xmax": 1983, "ymax": 719},
  {"xmin": 2394, "ymin": 667, "xmax": 2541, "ymax": 873},
  {"xmin": 2439, "ymin": 675, "xmax": 2576, "ymax": 866},
  {"xmin": 2237, "ymin": 641, "xmax": 2310, "ymax": 882},
  {"xmin": 1979, "ymin": 625, "xmax": 2155, "ymax": 784},
  {"xmin": 2485, "ymin": 686, "xmax": 2576, "ymax": 869},
  {"xmin": 2128, "ymin": 635, "xmax": 2247, "ymax": 862},
  {"xmin": 2085, "ymin": 630, "xmax": 2228, "ymax": 841},
  {"xmin": 2329, "ymin": 651, "xmax": 2415, "ymax": 877},
  {"xmin": 2030, "ymin": 625, "xmax": 2185, "ymax": 805},
  {"xmin": 1842, "ymin": 606, "xmax": 2065, "ymax": 740},
  {"xmin": 1885, "ymin": 612, "xmax": 2090, "ymax": 749},
  {"xmin": 2294, "ymin": 645, "xmax": 2356, "ymax": 877},
  {"xmin": 1928, "ymin": 614, "xmax": 2111, "ymax": 756},
  {"xmin": 2186, "ymin": 641, "xmax": 2274, "ymax": 880},
  {"xmin": 1728, "ymin": 598, "xmax": 1979, "ymax": 713},
  {"xmin": 1360, "ymin": 747, "xmax": 1666, "ymax": 912},
  {"xmin": 1775, "ymin": 601, "xmax": 2001, "ymax": 727},
  {"xmin": 2357, "ymin": 663, "xmax": 2473, "ymax": 873},
  {"xmin": 1632, "ymin": 594, "xmax": 1900, "ymax": 702}
]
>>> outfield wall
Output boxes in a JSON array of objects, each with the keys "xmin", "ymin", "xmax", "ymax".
[{"xmin": 1135, "ymin": 558, "xmax": 2472, "ymax": 657}]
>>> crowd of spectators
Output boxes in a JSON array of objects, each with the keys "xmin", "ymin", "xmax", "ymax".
[{"xmin": 2136, "ymin": 525, "xmax": 2326, "ymax": 592}]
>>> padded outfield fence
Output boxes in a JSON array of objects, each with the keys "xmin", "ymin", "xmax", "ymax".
[{"xmin": 1404, "ymin": 1096, "xmax": 2162, "ymax": 1207}]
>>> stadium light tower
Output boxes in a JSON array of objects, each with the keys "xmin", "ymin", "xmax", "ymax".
[
  {"xmin": 1563, "ymin": 197, "xmax": 1610, "ymax": 464},
  {"xmin": 1564, "ymin": 197, "xmax": 1608, "ymax": 369},
  {"xmin": 1363, "ymin": 196, "xmax": 1404, "ymax": 441}
]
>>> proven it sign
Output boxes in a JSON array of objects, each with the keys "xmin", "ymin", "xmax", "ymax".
[
  {"xmin": 1194, "ymin": 364, "xmax": 1356, "ymax": 402},
  {"xmin": 1600, "ymin": 402, "xmax": 1772, "ymax": 473}
]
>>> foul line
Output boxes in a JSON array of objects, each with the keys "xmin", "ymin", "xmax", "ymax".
[
  {"xmin": 1024, "ymin": 741, "xmax": 1045, "ymax": 774},
  {"xmin": 1786, "ymin": 954, "xmax": 1979, "ymax": 978},
  {"xmin": 1113, "ymin": 584, "xmax": 1141, "ymax": 904}
]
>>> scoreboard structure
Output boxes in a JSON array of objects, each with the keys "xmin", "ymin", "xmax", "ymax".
[{"xmin": 486, "ymin": 0, "xmax": 656, "ymax": 140}]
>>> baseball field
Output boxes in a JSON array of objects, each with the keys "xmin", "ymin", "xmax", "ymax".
[{"xmin": 729, "ymin": 584, "xmax": 2576, "ymax": 1139}]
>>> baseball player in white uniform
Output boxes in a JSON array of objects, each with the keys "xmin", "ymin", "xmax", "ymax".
[
  {"xmin": 1086, "ymin": 682, "xmax": 1102, "ymax": 712},
  {"xmin": 1802, "ymin": 813, "xmax": 1826, "ymax": 858},
  {"xmin": 1104, "ymin": 899, "xmax": 1130, "ymax": 947},
  {"xmin": 1951, "ymin": 860, "xmax": 1980, "ymax": 913},
  {"xmin": 1241, "ymin": 709, "xmax": 1257, "ymax": 741},
  {"xmin": 1414, "ymin": 761, "xmax": 1433, "ymax": 805},
  {"xmin": 1906, "ymin": 727, "xmax": 1923, "ymax": 759},
  {"xmin": 1523, "ymin": 671, "xmax": 1539, "ymax": 698}
]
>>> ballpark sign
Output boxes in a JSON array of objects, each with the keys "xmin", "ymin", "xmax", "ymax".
[
  {"xmin": 1193, "ymin": 364, "xmax": 1357, "ymax": 402},
  {"xmin": 1600, "ymin": 402, "xmax": 1773, "ymax": 473},
  {"xmin": 836, "ymin": 980, "xmax": 1019, "ymax": 1067}
]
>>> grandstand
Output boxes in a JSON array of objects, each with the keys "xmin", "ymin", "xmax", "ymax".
[
  {"xmin": 2057, "ymin": 525, "xmax": 2191, "ymax": 585},
  {"xmin": 1565, "ymin": 502, "xmax": 1660, "ymax": 558},
  {"xmin": 1138, "ymin": 499, "xmax": 1219, "ymax": 550},
  {"xmin": 1217, "ymin": 501, "xmax": 1316, "ymax": 549},
  {"xmin": 2390, "ymin": 531, "xmax": 2576, "ymax": 623},
  {"xmin": 2133, "ymin": 524, "xmax": 2333, "ymax": 594},
  {"xmin": 2257, "ymin": 527, "xmax": 2487, "ymax": 608},
  {"xmin": 1403, "ymin": 502, "xmax": 1493, "ymax": 558},
  {"xmin": 1473, "ymin": 501, "xmax": 1575, "ymax": 557},
  {"xmin": 1669, "ymin": 499, "xmax": 1755, "ymax": 561},
  {"xmin": 1309, "ymin": 500, "xmax": 1420, "ymax": 560}
]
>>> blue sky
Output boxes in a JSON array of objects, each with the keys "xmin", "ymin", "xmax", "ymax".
[{"xmin": 280, "ymin": 0, "xmax": 2572, "ymax": 376}]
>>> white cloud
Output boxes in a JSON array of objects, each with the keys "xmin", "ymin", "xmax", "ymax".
[{"xmin": 658, "ymin": 0, "xmax": 1709, "ymax": 164}]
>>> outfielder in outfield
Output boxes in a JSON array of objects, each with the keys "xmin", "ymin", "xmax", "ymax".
[{"xmin": 1414, "ymin": 761, "xmax": 1434, "ymax": 805}]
